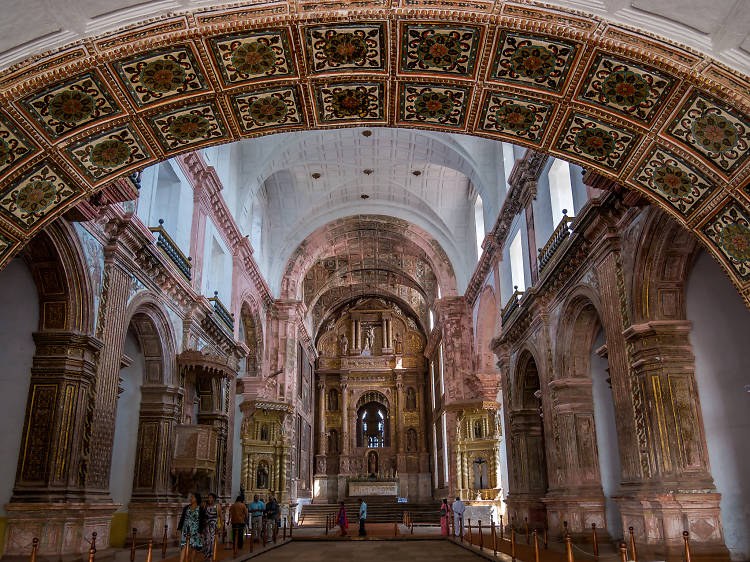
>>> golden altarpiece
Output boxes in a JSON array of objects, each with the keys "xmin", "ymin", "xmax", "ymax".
[
  {"xmin": 454, "ymin": 405, "xmax": 503, "ymax": 501},
  {"xmin": 239, "ymin": 400, "xmax": 293, "ymax": 502},
  {"xmin": 312, "ymin": 298, "xmax": 432, "ymax": 502}
]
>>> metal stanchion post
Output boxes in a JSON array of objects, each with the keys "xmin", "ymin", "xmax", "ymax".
[
  {"xmin": 629, "ymin": 526, "xmax": 637, "ymax": 561},
  {"xmin": 533, "ymin": 530, "xmax": 540, "ymax": 562},
  {"xmin": 620, "ymin": 542, "xmax": 628, "ymax": 562},
  {"xmin": 29, "ymin": 538, "xmax": 39, "ymax": 562},
  {"xmin": 525, "ymin": 517, "xmax": 529, "ymax": 545},
  {"xmin": 147, "ymin": 539, "xmax": 153, "ymax": 562},
  {"xmin": 683, "ymin": 531, "xmax": 692, "ymax": 562},
  {"xmin": 130, "ymin": 529, "xmax": 137, "ymax": 562},
  {"xmin": 500, "ymin": 514, "xmax": 504, "ymax": 540},
  {"xmin": 511, "ymin": 528, "xmax": 516, "ymax": 562},
  {"xmin": 592, "ymin": 523, "xmax": 599, "ymax": 558},
  {"xmin": 565, "ymin": 534, "xmax": 574, "ymax": 562},
  {"xmin": 478, "ymin": 520, "xmax": 483, "ymax": 550},
  {"xmin": 162, "ymin": 526, "xmax": 168, "ymax": 559}
]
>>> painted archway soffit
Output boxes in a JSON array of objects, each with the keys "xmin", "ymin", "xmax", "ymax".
[
  {"xmin": 0, "ymin": 4, "xmax": 749, "ymax": 302},
  {"xmin": 282, "ymin": 214, "xmax": 457, "ymax": 299}
]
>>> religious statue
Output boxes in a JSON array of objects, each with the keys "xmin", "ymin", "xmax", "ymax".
[
  {"xmin": 363, "ymin": 325, "xmax": 375, "ymax": 351},
  {"xmin": 339, "ymin": 333, "xmax": 349, "ymax": 356},
  {"xmin": 394, "ymin": 333, "xmax": 403, "ymax": 355}
]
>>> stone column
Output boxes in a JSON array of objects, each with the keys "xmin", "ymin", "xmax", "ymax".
[
  {"xmin": 350, "ymin": 321, "xmax": 356, "ymax": 355},
  {"xmin": 619, "ymin": 320, "xmax": 726, "ymax": 559},
  {"xmin": 388, "ymin": 319, "xmax": 393, "ymax": 349},
  {"xmin": 316, "ymin": 378, "xmax": 326, "ymax": 456},
  {"xmin": 396, "ymin": 374, "xmax": 405, "ymax": 459},
  {"xmin": 5, "ymin": 332, "xmax": 117, "ymax": 558},
  {"xmin": 543, "ymin": 378, "xmax": 605, "ymax": 537},
  {"xmin": 341, "ymin": 375, "xmax": 350, "ymax": 458},
  {"xmin": 382, "ymin": 316, "xmax": 388, "ymax": 351}
]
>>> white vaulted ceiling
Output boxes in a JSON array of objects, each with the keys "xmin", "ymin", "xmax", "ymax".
[
  {"xmin": 221, "ymin": 127, "xmax": 500, "ymax": 296},
  {"xmin": 1, "ymin": 1, "xmax": 749, "ymax": 75}
]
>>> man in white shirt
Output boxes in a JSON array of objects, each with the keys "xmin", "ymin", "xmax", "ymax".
[
  {"xmin": 451, "ymin": 496, "xmax": 465, "ymax": 537},
  {"xmin": 358, "ymin": 498, "xmax": 367, "ymax": 536}
]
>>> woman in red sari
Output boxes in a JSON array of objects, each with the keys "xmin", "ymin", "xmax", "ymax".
[
  {"xmin": 337, "ymin": 501, "xmax": 348, "ymax": 536},
  {"xmin": 440, "ymin": 498, "xmax": 451, "ymax": 536}
]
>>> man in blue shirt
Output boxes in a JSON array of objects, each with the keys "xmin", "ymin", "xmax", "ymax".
[
  {"xmin": 358, "ymin": 498, "xmax": 367, "ymax": 536},
  {"xmin": 248, "ymin": 494, "xmax": 265, "ymax": 542}
]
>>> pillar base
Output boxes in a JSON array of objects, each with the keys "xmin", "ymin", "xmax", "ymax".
[
  {"xmin": 126, "ymin": 502, "xmax": 184, "ymax": 544},
  {"xmin": 3, "ymin": 502, "xmax": 119, "ymax": 559},
  {"xmin": 616, "ymin": 490, "xmax": 730, "ymax": 561},
  {"xmin": 504, "ymin": 493, "xmax": 546, "ymax": 532},
  {"xmin": 542, "ymin": 490, "xmax": 606, "ymax": 539}
]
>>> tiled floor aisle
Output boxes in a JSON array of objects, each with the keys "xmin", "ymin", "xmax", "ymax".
[{"xmin": 251, "ymin": 540, "xmax": 483, "ymax": 561}]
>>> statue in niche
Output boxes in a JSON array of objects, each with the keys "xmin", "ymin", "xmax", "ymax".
[
  {"xmin": 406, "ymin": 428, "xmax": 417, "ymax": 452},
  {"xmin": 394, "ymin": 333, "xmax": 403, "ymax": 355},
  {"xmin": 474, "ymin": 420, "xmax": 483, "ymax": 439},
  {"xmin": 406, "ymin": 387, "xmax": 416, "ymax": 410},
  {"xmin": 260, "ymin": 423, "xmax": 270, "ymax": 441},
  {"xmin": 256, "ymin": 462, "xmax": 269, "ymax": 489},
  {"xmin": 363, "ymin": 326, "xmax": 375, "ymax": 352},
  {"xmin": 367, "ymin": 451, "xmax": 378, "ymax": 476},
  {"xmin": 328, "ymin": 388, "xmax": 339, "ymax": 411},
  {"xmin": 339, "ymin": 333, "xmax": 348, "ymax": 356}
]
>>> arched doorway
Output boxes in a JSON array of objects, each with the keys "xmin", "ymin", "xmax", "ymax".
[{"xmin": 507, "ymin": 351, "xmax": 548, "ymax": 529}]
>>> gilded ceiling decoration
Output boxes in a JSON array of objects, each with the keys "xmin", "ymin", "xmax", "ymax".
[{"xmin": 0, "ymin": 3, "xmax": 749, "ymax": 300}]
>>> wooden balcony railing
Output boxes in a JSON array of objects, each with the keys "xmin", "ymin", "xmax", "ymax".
[
  {"xmin": 208, "ymin": 291, "xmax": 233, "ymax": 332},
  {"xmin": 501, "ymin": 286, "xmax": 525, "ymax": 326},
  {"xmin": 537, "ymin": 210, "xmax": 574, "ymax": 273},
  {"xmin": 149, "ymin": 219, "xmax": 192, "ymax": 281}
]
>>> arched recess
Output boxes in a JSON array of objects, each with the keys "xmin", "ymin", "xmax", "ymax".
[
  {"xmin": 9, "ymin": 219, "xmax": 99, "ymax": 502},
  {"xmin": 506, "ymin": 348, "xmax": 548, "ymax": 530},
  {"xmin": 631, "ymin": 209, "xmax": 700, "ymax": 323},
  {"xmin": 553, "ymin": 291, "xmax": 622, "ymax": 539},
  {"xmin": 240, "ymin": 300, "xmax": 263, "ymax": 377},
  {"xmin": 475, "ymin": 286, "xmax": 498, "ymax": 373},
  {"xmin": 119, "ymin": 294, "xmax": 179, "ymax": 507}
]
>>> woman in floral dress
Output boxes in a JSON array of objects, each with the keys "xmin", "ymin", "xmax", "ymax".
[
  {"xmin": 202, "ymin": 493, "xmax": 223, "ymax": 560},
  {"xmin": 178, "ymin": 492, "xmax": 205, "ymax": 557}
]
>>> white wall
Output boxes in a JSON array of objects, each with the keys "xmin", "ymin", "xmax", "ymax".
[
  {"xmin": 686, "ymin": 251, "xmax": 750, "ymax": 561},
  {"xmin": 0, "ymin": 259, "xmax": 38, "ymax": 516},
  {"xmin": 110, "ymin": 328, "xmax": 144, "ymax": 511},
  {"xmin": 201, "ymin": 219, "xmax": 233, "ymax": 303},
  {"xmin": 136, "ymin": 161, "xmax": 194, "ymax": 255},
  {"xmin": 590, "ymin": 329, "xmax": 623, "ymax": 540}
]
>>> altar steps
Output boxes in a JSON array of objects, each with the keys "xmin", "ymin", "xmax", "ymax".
[{"xmin": 299, "ymin": 497, "xmax": 442, "ymax": 526}]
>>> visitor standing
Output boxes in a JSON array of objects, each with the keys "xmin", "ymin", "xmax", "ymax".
[
  {"xmin": 229, "ymin": 496, "xmax": 248, "ymax": 549},
  {"xmin": 451, "ymin": 497, "xmax": 465, "ymax": 537},
  {"xmin": 440, "ymin": 498, "xmax": 451, "ymax": 536},
  {"xmin": 202, "ymin": 493, "xmax": 222, "ymax": 560},
  {"xmin": 264, "ymin": 496, "xmax": 280, "ymax": 541},
  {"xmin": 249, "ymin": 494, "xmax": 265, "ymax": 542},
  {"xmin": 337, "ymin": 501, "xmax": 348, "ymax": 537},
  {"xmin": 358, "ymin": 498, "xmax": 367, "ymax": 537},
  {"xmin": 178, "ymin": 493, "xmax": 206, "ymax": 556}
]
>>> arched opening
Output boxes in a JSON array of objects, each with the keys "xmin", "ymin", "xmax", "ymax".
[
  {"xmin": 358, "ymin": 402, "xmax": 388, "ymax": 449},
  {"xmin": 507, "ymin": 351, "xmax": 548, "ymax": 529},
  {"xmin": 687, "ymin": 250, "xmax": 750, "ymax": 560},
  {"xmin": 589, "ymin": 327, "xmax": 622, "ymax": 540},
  {"xmin": 557, "ymin": 296, "xmax": 622, "ymax": 540},
  {"xmin": 0, "ymin": 258, "xmax": 38, "ymax": 526}
]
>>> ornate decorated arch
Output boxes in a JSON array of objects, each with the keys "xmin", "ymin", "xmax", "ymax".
[{"xmin": 0, "ymin": 4, "xmax": 748, "ymax": 306}]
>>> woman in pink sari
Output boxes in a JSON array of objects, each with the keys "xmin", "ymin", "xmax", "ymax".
[
  {"xmin": 440, "ymin": 498, "xmax": 451, "ymax": 536},
  {"xmin": 337, "ymin": 501, "xmax": 348, "ymax": 536}
]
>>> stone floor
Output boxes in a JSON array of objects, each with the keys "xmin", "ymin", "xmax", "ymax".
[{"xmin": 248, "ymin": 541, "xmax": 484, "ymax": 561}]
